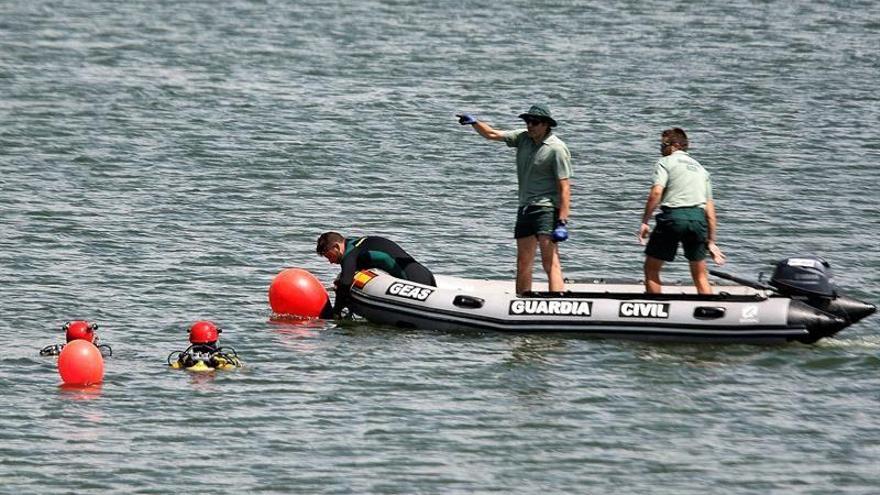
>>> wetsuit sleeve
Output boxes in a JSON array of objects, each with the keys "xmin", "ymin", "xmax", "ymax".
[
  {"xmin": 319, "ymin": 298, "xmax": 333, "ymax": 319},
  {"xmin": 332, "ymin": 285, "xmax": 350, "ymax": 316},
  {"xmin": 333, "ymin": 241, "xmax": 373, "ymax": 316},
  {"xmin": 332, "ymin": 252, "xmax": 359, "ymax": 316},
  {"xmin": 338, "ymin": 250, "xmax": 358, "ymax": 289}
]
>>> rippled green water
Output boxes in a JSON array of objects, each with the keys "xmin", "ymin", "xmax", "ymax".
[{"xmin": 1, "ymin": 1, "xmax": 878, "ymax": 493}]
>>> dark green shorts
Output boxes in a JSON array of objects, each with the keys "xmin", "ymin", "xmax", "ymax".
[
  {"xmin": 514, "ymin": 205, "xmax": 558, "ymax": 239},
  {"xmin": 645, "ymin": 207, "xmax": 708, "ymax": 262}
]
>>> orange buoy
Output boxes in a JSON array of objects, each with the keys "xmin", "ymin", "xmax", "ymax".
[
  {"xmin": 269, "ymin": 268, "xmax": 330, "ymax": 318},
  {"xmin": 58, "ymin": 340, "xmax": 104, "ymax": 386}
]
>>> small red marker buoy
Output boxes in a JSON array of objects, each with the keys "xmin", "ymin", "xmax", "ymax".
[
  {"xmin": 269, "ymin": 268, "xmax": 331, "ymax": 318},
  {"xmin": 58, "ymin": 340, "xmax": 104, "ymax": 386}
]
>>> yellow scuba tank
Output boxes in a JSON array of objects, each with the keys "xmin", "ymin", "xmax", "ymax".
[{"xmin": 168, "ymin": 348, "xmax": 242, "ymax": 371}]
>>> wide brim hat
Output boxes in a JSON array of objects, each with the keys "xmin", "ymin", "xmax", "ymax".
[{"xmin": 518, "ymin": 104, "xmax": 558, "ymax": 127}]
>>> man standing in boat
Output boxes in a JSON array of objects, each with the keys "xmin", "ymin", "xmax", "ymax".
[
  {"xmin": 638, "ymin": 128, "xmax": 725, "ymax": 294},
  {"xmin": 457, "ymin": 104, "xmax": 572, "ymax": 295},
  {"xmin": 316, "ymin": 232, "xmax": 436, "ymax": 317}
]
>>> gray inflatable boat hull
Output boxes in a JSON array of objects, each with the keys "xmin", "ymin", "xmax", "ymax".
[{"xmin": 350, "ymin": 272, "xmax": 855, "ymax": 344}]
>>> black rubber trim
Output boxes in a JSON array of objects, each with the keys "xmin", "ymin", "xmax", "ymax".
[
  {"xmin": 453, "ymin": 295, "xmax": 484, "ymax": 309},
  {"xmin": 694, "ymin": 307, "xmax": 726, "ymax": 320},
  {"xmin": 519, "ymin": 291, "xmax": 768, "ymax": 302}
]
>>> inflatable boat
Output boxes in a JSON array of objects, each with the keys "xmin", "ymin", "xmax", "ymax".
[{"xmin": 348, "ymin": 256, "xmax": 875, "ymax": 344}]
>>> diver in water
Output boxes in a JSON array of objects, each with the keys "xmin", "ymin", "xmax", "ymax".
[
  {"xmin": 168, "ymin": 320, "xmax": 241, "ymax": 371},
  {"xmin": 40, "ymin": 320, "xmax": 112, "ymax": 357}
]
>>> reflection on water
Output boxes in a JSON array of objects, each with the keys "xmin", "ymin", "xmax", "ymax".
[
  {"xmin": 184, "ymin": 369, "xmax": 222, "ymax": 388},
  {"xmin": 268, "ymin": 318, "xmax": 327, "ymax": 351},
  {"xmin": 58, "ymin": 383, "xmax": 103, "ymax": 401},
  {"xmin": 633, "ymin": 346, "xmax": 737, "ymax": 368},
  {"xmin": 506, "ymin": 335, "xmax": 569, "ymax": 365}
]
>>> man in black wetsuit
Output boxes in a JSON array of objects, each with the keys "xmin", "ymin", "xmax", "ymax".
[{"xmin": 316, "ymin": 232, "xmax": 436, "ymax": 317}]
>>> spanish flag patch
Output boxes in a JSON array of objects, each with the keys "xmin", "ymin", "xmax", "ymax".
[{"xmin": 352, "ymin": 270, "xmax": 378, "ymax": 289}]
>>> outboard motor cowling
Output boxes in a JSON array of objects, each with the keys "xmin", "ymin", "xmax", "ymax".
[{"xmin": 770, "ymin": 256, "xmax": 836, "ymax": 298}]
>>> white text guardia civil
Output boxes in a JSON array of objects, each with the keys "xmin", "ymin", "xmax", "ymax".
[{"xmin": 509, "ymin": 300, "xmax": 592, "ymax": 316}]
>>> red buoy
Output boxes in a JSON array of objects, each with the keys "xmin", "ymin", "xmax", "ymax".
[
  {"xmin": 58, "ymin": 340, "xmax": 104, "ymax": 386},
  {"xmin": 269, "ymin": 268, "xmax": 330, "ymax": 318}
]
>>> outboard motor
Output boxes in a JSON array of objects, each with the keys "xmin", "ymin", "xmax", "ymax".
[
  {"xmin": 769, "ymin": 256, "xmax": 836, "ymax": 298},
  {"xmin": 771, "ymin": 255, "xmax": 875, "ymax": 325}
]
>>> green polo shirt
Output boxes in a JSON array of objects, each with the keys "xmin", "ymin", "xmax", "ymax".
[
  {"xmin": 503, "ymin": 130, "xmax": 573, "ymax": 208},
  {"xmin": 652, "ymin": 150, "xmax": 713, "ymax": 208}
]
